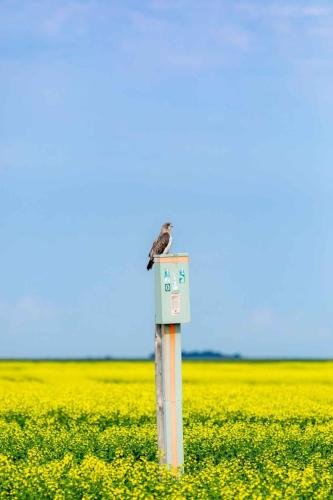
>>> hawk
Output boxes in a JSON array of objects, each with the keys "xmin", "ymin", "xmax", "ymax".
[{"xmin": 147, "ymin": 222, "xmax": 173, "ymax": 270}]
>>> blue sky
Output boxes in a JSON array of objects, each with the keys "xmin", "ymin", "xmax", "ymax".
[{"xmin": 1, "ymin": 0, "xmax": 332, "ymax": 358}]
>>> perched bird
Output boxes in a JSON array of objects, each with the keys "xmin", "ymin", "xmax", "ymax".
[{"xmin": 147, "ymin": 222, "xmax": 173, "ymax": 270}]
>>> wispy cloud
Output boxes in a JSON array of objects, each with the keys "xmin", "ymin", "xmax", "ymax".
[
  {"xmin": 40, "ymin": 2, "xmax": 97, "ymax": 38},
  {"xmin": 246, "ymin": 306, "xmax": 306, "ymax": 337},
  {"xmin": 0, "ymin": 295, "xmax": 57, "ymax": 333},
  {"xmin": 1, "ymin": 0, "xmax": 332, "ymax": 69},
  {"xmin": 0, "ymin": 1, "xmax": 107, "ymax": 45},
  {"xmin": 235, "ymin": 1, "xmax": 333, "ymax": 50},
  {"xmin": 120, "ymin": 4, "xmax": 253, "ymax": 73},
  {"xmin": 248, "ymin": 307, "xmax": 276, "ymax": 329},
  {"xmin": 236, "ymin": 3, "xmax": 333, "ymax": 19},
  {"xmin": 0, "ymin": 1, "xmax": 332, "ymax": 97}
]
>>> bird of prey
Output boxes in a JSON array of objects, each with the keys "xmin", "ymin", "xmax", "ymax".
[{"xmin": 147, "ymin": 222, "xmax": 173, "ymax": 270}]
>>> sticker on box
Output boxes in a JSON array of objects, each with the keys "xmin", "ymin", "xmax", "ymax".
[{"xmin": 171, "ymin": 293, "xmax": 181, "ymax": 315}]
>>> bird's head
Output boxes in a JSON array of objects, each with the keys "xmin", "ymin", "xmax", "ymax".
[{"xmin": 161, "ymin": 222, "xmax": 173, "ymax": 233}]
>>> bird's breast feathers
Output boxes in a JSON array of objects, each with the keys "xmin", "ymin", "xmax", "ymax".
[{"xmin": 163, "ymin": 234, "xmax": 172, "ymax": 254}]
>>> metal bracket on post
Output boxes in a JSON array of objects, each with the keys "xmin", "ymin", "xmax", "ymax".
[{"xmin": 153, "ymin": 253, "xmax": 190, "ymax": 474}]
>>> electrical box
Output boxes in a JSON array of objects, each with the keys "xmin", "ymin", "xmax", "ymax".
[{"xmin": 154, "ymin": 253, "xmax": 191, "ymax": 324}]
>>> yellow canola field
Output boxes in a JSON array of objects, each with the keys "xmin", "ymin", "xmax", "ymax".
[{"xmin": 0, "ymin": 360, "xmax": 332, "ymax": 499}]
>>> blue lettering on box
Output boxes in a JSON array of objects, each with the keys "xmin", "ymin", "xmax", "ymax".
[{"xmin": 179, "ymin": 269, "xmax": 185, "ymax": 284}]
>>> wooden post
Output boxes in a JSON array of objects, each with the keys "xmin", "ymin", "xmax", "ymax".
[
  {"xmin": 155, "ymin": 323, "xmax": 184, "ymax": 471},
  {"xmin": 153, "ymin": 253, "xmax": 190, "ymax": 473},
  {"xmin": 154, "ymin": 323, "xmax": 165, "ymax": 463}
]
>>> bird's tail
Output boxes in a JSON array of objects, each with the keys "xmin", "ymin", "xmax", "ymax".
[{"xmin": 147, "ymin": 258, "xmax": 154, "ymax": 270}]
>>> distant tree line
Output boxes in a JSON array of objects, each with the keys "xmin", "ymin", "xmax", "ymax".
[
  {"xmin": 181, "ymin": 350, "xmax": 241, "ymax": 359},
  {"xmin": 148, "ymin": 350, "xmax": 241, "ymax": 360}
]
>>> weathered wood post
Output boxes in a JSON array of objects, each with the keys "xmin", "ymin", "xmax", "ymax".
[{"xmin": 154, "ymin": 253, "xmax": 191, "ymax": 472}]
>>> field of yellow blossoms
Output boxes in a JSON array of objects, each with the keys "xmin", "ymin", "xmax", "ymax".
[{"xmin": 0, "ymin": 360, "xmax": 332, "ymax": 498}]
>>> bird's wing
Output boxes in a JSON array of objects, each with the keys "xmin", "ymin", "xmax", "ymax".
[{"xmin": 148, "ymin": 233, "xmax": 170, "ymax": 258}]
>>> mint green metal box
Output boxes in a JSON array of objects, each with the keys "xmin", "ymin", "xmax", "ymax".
[{"xmin": 154, "ymin": 253, "xmax": 191, "ymax": 324}]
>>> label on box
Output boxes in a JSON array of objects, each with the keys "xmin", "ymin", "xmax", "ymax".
[{"xmin": 171, "ymin": 293, "xmax": 180, "ymax": 315}]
